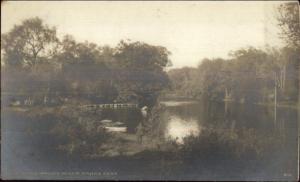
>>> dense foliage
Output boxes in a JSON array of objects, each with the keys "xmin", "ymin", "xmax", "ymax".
[
  {"xmin": 168, "ymin": 2, "xmax": 299, "ymax": 105},
  {"xmin": 2, "ymin": 18, "xmax": 171, "ymax": 108}
]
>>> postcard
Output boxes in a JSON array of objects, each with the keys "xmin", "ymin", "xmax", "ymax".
[{"xmin": 1, "ymin": 1, "xmax": 299, "ymax": 181}]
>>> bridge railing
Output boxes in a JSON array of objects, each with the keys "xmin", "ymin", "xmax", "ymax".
[{"xmin": 81, "ymin": 103, "xmax": 138, "ymax": 109}]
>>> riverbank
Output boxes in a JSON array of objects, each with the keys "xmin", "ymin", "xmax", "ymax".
[
  {"xmin": 2, "ymin": 100, "xmax": 298, "ymax": 180},
  {"xmin": 2, "ymin": 106, "xmax": 294, "ymax": 181},
  {"xmin": 256, "ymin": 101, "xmax": 299, "ymax": 110},
  {"xmin": 161, "ymin": 95, "xmax": 299, "ymax": 110},
  {"xmin": 2, "ymin": 105, "xmax": 166, "ymax": 158},
  {"xmin": 222, "ymin": 99, "xmax": 298, "ymax": 110}
]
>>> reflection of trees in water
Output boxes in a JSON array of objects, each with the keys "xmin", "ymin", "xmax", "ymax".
[{"xmin": 164, "ymin": 100, "xmax": 297, "ymax": 140}]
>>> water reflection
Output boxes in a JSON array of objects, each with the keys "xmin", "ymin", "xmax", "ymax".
[
  {"xmin": 160, "ymin": 101, "xmax": 197, "ymax": 107},
  {"xmin": 165, "ymin": 115, "xmax": 201, "ymax": 144},
  {"xmin": 162, "ymin": 100, "xmax": 297, "ymax": 149}
]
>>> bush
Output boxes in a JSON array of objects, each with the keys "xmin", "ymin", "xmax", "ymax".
[
  {"xmin": 181, "ymin": 127, "xmax": 283, "ymax": 159},
  {"xmin": 49, "ymin": 106, "xmax": 111, "ymax": 157}
]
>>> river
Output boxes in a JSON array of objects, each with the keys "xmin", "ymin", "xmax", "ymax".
[{"xmin": 161, "ymin": 100, "xmax": 297, "ymax": 143}]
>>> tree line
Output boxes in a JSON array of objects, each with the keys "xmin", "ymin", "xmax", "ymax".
[
  {"xmin": 1, "ymin": 2, "xmax": 299, "ymax": 108},
  {"xmin": 2, "ymin": 18, "xmax": 171, "ymax": 107},
  {"xmin": 167, "ymin": 2, "xmax": 299, "ymax": 105}
]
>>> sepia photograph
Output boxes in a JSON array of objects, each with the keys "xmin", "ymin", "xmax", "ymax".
[{"xmin": 1, "ymin": 1, "xmax": 299, "ymax": 181}]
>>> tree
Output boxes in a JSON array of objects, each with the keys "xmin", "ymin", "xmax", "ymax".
[
  {"xmin": 167, "ymin": 67, "xmax": 198, "ymax": 98},
  {"xmin": 195, "ymin": 58, "xmax": 227, "ymax": 101},
  {"xmin": 58, "ymin": 35, "xmax": 104, "ymax": 66},
  {"xmin": 1, "ymin": 17, "xmax": 59, "ymax": 68},
  {"xmin": 113, "ymin": 40, "xmax": 171, "ymax": 107},
  {"xmin": 277, "ymin": 2, "xmax": 300, "ymax": 102},
  {"xmin": 167, "ymin": 47, "xmax": 287, "ymax": 103},
  {"xmin": 278, "ymin": 2, "xmax": 300, "ymax": 50},
  {"xmin": 57, "ymin": 35, "xmax": 118, "ymax": 102},
  {"xmin": 228, "ymin": 48, "xmax": 270, "ymax": 102},
  {"xmin": 114, "ymin": 40, "xmax": 171, "ymax": 72}
]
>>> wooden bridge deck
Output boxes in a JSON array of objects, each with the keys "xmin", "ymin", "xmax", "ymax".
[{"xmin": 81, "ymin": 103, "xmax": 138, "ymax": 109}]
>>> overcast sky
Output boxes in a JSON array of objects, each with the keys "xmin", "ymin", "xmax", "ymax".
[{"xmin": 2, "ymin": 1, "xmax": 285, "ymax": 68}]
